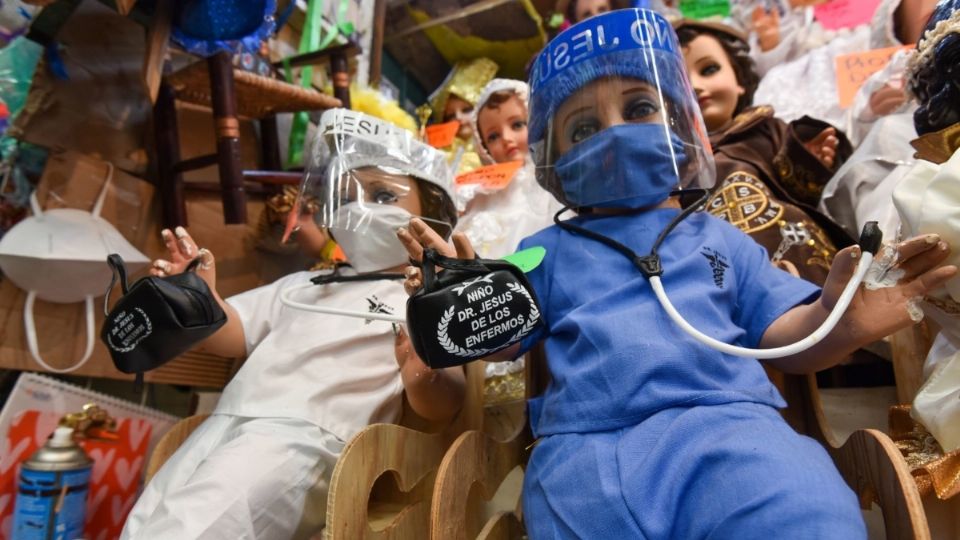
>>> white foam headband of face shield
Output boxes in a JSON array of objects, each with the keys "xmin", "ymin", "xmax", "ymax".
[{"xmin": 313, "ymin": 109, "xmax": 456, "ymax": 200}]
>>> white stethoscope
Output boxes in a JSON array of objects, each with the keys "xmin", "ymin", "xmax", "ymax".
[
  {"xmin": 278, "ymin": 200, "xmax": 881, "ymax": 360},
  {"xmin": 554, "ymin": 196, "xmax": 881, "ymax": 359},
  {"xmin": 280, "ymin": 279, "xmax": 407, "ymax": 323}
]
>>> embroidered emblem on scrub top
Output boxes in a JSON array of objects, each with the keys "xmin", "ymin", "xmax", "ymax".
[
  {"xmin": 366, "ymin": 295, "xmax": 394, "ymax": 324},
  {"xmin": 708, "ymin": 172, "xmax": 785, "ymax": 234},
  {"xmin": 701, "ymin": 248, "xmax": 730, "ymax": 289}
]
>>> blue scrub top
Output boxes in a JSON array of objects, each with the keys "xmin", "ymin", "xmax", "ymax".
[{"xmin": 518, "ymin": 208, "xmax": 821, "ymax": 437}]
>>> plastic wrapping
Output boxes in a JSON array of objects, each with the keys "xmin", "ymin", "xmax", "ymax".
[
  {"xmin": 527, "ymin": 8, "xmax": 715, "ymax": 209},
  {"xmin": 0, "ymin": 36, "xmax": 42, "ymax": 138},
  {"xmin": 0, "ymin": 1, "xmax": 40, "ymax": 49}
]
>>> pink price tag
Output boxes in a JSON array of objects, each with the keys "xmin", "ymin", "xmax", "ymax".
[{"xmin": 814, "ymin": 0, "xmax": 882, "ymax": 31}]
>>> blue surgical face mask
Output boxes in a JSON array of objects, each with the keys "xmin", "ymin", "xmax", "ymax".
[{"xmin": 553, "ymin": 123, "xmax": 689, "ymax": 208}]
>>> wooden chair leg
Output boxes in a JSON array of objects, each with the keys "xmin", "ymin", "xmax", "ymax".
[
  {"xmin": 207, "ymin": 51, "xmax": 247, "ymax": 224},
  {"xmin": 153, "ymin": 80, "xmax": 187, "ymax": 228},
  {"xmin": 331, "ymin": 51, "xmax": 351, "ymax": 109},
  {"xmin": 259, "ymin": 115, "xmax": 282, "ymax": 172}
]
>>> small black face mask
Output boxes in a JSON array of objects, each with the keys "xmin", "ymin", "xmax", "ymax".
[
  {"xmin": 406, "ymin": 249, "xmax": 543, "ymax": 369},
  {"xmin": 100, "ymin": 254, "xmax": 227, "ymax": 389}
]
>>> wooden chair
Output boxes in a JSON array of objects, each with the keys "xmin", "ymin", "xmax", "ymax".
[
  {"xmin": 142, "ymin": 361, "xmax": 484, "ymax": 539},
  {"xmin": 153, "ymin": 44, "xmax": 357, "ymax": 228},
  {"xmin": 324, "ymin": 360, "xmax": 487, "ymax": 539},
  {"xmin": 769, "ymin": 314, "xmax": 960, "ymax": 540},
  {"xmin": 144, "ymin": 413, "xmax": 210, "ymax": 484},
  {"xmin": 428, "ymin": 349, "xmax": 549, "ymax": 540}
]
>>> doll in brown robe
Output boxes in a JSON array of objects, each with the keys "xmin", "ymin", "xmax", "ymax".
[{"xmin": 676, "ymin": 19, "xmax": 854, "ymax": 285}]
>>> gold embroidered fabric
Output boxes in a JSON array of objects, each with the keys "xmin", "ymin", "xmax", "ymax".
[
  {"xmin": 889, "ymin": 404, "xmax": 960, "ymax": 500},
  {"xmin": 911, "ymin": 124, "xmax": 960, "ymax": 165},
  {"xmin": 449, "ymin": 137, "xmax": 483, "ymax": 176}
]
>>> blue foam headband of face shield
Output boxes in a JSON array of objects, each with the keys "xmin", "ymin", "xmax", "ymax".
[{"xmin": 527, "ymin": 8, "xmax": 688, "ymax": 144}]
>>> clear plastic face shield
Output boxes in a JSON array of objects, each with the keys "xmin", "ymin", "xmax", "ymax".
[
  {"xmin": 280, "ymin": 109, "xmax": 457, "ymax": 323},
  {"xmin": 291, "ymin": 109, "xmax": 457, "ymax": 274},
  {"xmin": 527, "ymin": 9, "xmax": 881, "ymax": 361},
  {"xmin": 527, "ymin": 8, "xmax": 715, "ymax": 210}
]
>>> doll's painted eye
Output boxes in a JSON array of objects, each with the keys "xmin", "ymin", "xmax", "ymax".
[
  {"xmin": 568, "ymin": 118, "xmax": 600, "ymax": 144},
  {"xmin": 700, "ymin": 63, "xmax": 721, "ymax": 77},
  {"xmin": 372, "ymin": 188, "xmax": 400, "ymax": 205},
  {"xmin": 624, "ymin": 98, "xmax": 659, "ymax": 122},
  {"xmin": 511, "ymin": 119, "xmax": 527, "ymax": 131},
  {"xmin": 486, "ymin": 130, "xmax": 501, "ymax": 144}
]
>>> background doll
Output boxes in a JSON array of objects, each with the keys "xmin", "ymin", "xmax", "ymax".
[
  {"xmin": 456, "ymin": 78, "xmax": 561, "ymax": 259},
  {"xmin": 428, "ymin": 57, "xmax": 499, "ymax": 174},
  {"xmin": 676, "ymin": 19, "xmax": 853, "ymax": 285},
  {"xmin": 754, "ymin": 0, "xmax": 941, "ymax": 128},
  {"xmin": 456, "ymin": 79, "xmax": 563, "ymax": 405}
]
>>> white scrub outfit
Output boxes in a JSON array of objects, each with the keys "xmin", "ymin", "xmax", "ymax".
[{"xmin": 122, "ymin": 273, "xmax": 406, "ymax": 539}]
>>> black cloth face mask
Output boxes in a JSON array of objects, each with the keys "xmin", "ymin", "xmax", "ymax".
[
  {"xmin": 406, "ymin": 248, "xmax": 543, "ymax": 369},
  {"xmin": 100, "ymin": 253, "xmax": 227, "ymax": 390}
]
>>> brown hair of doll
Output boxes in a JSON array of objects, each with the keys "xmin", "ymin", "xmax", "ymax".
[
  {"xmin": 675, "ymin": 22, "xmax": 760, "ymax": 119},
  {"xmin": 477, "ymin": 89, "xmax": 523, "ymax": 156},
  {"xmin": 481, "ymin": 90, "xmax": 517, "ymax": 112},
  {"xmin": 563, "ymin": 0, "xmax": 630, "ymax": 24}
]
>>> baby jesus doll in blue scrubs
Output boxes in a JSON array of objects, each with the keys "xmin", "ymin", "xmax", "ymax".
[{"xmin": 397, "ymin": 8, "xmax": 956, "ymax": 539}]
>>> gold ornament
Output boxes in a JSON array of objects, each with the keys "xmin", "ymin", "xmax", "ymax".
[{"xmin": 428, "ymin": 58, "xmax": 499, "ymax": 122}]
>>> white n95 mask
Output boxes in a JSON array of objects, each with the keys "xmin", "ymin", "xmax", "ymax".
[
  {"xmin": 0, "ymin": 163, "xmax": 150, "ymax": 373},
  {"xmin": 331, "ymin": 203, "xmax": 413, "ymax": 273}
]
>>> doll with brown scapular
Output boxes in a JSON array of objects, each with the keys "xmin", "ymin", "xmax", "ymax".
[{"xmin": 676, "ymin": 19, "xmax": 855, "ymax": 286}]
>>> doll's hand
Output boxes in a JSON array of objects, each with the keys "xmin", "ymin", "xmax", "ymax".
[
  {"xmin": 291, "ymin": 216, "xmax": 330, "ymax": 259},
  {"xmin": 751, "ymin": 7, "xmax": 781, "ymax": 52},
  {"xmin": 804, "ymin": 127, "xmax": 839, "ymax": 169},
  {"xmin": 396, "ymin": 217, "xmax": 475, "ymax": 296},
  {"xmin": 394, "ymin": 325, "xmax": 426, "ymax": 373},
  {"xmin": 152, "ymin": 227, "xmax": 217, "ymax": 292},
  {"xmin": 820, "ymin": 235, "xmax": 956, "ymax": 340},
  {"xmin": 868, "ymin": 83, "xmax": 908, "ymax": 117}
]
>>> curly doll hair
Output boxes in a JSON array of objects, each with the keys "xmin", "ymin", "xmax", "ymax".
[
  {"xmin": 675, "ymin": 23, "xmax": 760, "ymax": 119},
  {"xmin": 909, "ymin": 0, "xmax": 960, "ymax": 135}
]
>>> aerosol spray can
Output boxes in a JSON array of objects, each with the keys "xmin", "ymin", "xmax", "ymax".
[{"xmin": 13, "ymin": 425, "xmax": 92, "ymax": 540}]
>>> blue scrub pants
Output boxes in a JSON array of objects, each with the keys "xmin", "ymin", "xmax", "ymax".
[{"xmin": 522, "ymin": 402, "xmax": 866, "ymax": 539}]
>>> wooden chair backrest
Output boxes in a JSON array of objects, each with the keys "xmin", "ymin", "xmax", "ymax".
[
  {"xmin": 326, "ymin": 360, "xmax": 487, "ymax": 539},
  {"xmin": 427, "ymin": 346, "xmax": 548, "ymax": 540}
]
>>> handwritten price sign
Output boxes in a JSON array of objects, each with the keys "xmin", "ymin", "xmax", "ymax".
[
  {"xmin": 426, "ymin": 121, "xmax": 460, "ymax": 149},
  {"xmin": 835, "ymin": 45, "xmax": 912, "ymax": 108},
  {"xmin": 455, "ymin": 161, "xmax": 524, "ymax": 191}
]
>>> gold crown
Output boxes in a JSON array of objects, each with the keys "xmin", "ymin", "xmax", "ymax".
[{"xmin": 428, "ymin": 58, "xmax": 499, "ymax": 122}]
